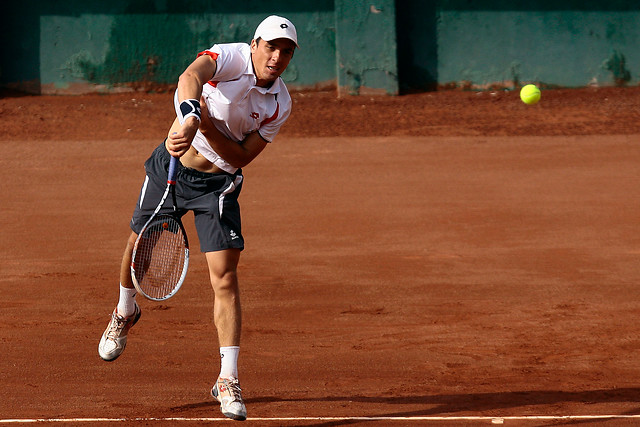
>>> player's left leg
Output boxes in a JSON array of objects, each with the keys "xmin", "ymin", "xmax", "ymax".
[
  {"xmin": 206, "ymin": 249, "xmax": 242, "ymax": 347},
  {"xmin": 206, "ymin": 248, "xmax": 247, "ymax": 421}
]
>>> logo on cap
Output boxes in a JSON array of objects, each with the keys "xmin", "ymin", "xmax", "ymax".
[{"xmin": 280, "ymin": 23, "xmax": 288, "ymax": 29}]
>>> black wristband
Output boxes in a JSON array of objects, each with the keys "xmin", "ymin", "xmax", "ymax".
[{"xmin": 179, "ymin": 99, "xmax": 201, "ymax": 122}]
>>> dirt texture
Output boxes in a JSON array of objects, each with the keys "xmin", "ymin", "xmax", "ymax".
[
  {"xmin": 2, "ymin": 86, "xmax": 640, "ymax": 140},
  {"xmin": 1, "ymin": 87, "xmax": 640, "ymax": 426}
]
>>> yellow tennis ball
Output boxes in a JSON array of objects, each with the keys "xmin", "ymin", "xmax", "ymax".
[{"xmin": 520, "ymin": 84, "xmax": 541, "ymax": 105}]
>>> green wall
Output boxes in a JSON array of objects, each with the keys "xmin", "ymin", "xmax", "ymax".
[
  {"xmin": 2, "ymin": 1, "xmax": 639, "ymax": 95},
  {"xmin": 397, "ymin": 0, "xmax": 640, "ymax": 91},
  {"xmin": 335, "ymin": 0, "xmax": 398, "ymax": 95},
  {"xmin": 1, "ymin": 0, "xmax": 342, "ymax": 94}
]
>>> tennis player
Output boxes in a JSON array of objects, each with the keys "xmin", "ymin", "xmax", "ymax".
[{"xmin": 98, "ymin": 15, "xmax": 298, "ymax": 421}]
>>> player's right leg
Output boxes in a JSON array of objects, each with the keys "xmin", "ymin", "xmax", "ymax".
[
  {"xmin": 98, "ymin": 142, "xmax": 169, "ymax": 361},
  {"xmin": 98, "ymin": 301, "xmax": 141, "ymax": 361},
  {"xmin": 98, "ymin": 232, "xmax": 141, "ymax": 361}
]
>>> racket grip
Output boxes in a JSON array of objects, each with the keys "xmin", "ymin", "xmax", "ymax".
[{"xmin": 168, "ymin": 156, "xmax": 178, "ymax": 184}]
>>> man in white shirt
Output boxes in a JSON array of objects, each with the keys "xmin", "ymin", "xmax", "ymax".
[{"xmin": 98, "ymin": 15, "xmax": 298, "ymax": 421}]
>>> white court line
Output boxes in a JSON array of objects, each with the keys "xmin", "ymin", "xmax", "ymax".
[{"xmin": 2, "ymin": 415, "xmax": 640, "ymax": 423}]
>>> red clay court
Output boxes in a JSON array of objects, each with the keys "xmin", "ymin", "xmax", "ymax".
[{"xmin": 1, "ymin": 87, "xmax": 639, "ymax": 425}]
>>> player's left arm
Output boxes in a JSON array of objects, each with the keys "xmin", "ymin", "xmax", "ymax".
[{"xmin": 198, "ymin": 98, "xmax": 268, "ymax": 168}]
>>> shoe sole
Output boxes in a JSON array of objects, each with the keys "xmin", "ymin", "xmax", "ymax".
[
  {"xmin": 223, "ymin": 412, "xmax": 246, "ymax": 421},
  {"xmin": 99, "ymin": 340, "xmax": 127, "ymax": 362}
]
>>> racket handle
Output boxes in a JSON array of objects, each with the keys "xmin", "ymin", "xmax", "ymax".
[{"xmin": 168, "ymin": 156, "xmax": 178, "ymax": 184}]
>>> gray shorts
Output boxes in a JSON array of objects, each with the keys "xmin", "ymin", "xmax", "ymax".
[{"xmin": 130, "ymin": 142, "xmax": 244, "ymax": 252}]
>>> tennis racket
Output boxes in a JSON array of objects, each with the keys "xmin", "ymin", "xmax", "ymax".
[{"xmin": 131, "ymin": 155, "xmax": 189, "ymax": 301}]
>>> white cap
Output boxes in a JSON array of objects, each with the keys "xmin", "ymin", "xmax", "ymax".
[{"xmin": 253, "ymin": 15, "xmax": 299, "ymax": 48}]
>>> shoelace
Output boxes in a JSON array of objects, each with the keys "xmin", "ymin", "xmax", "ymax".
[
  {"xmin": 106, "ymin": 313, "xmax": 128, "ymax": 339},
  {"xmin": 221, "ymin": 378, "xmax": 243, "ymax": 402}
]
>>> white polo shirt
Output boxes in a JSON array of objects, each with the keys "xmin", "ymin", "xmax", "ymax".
[{"xmin": 180, "ymin": 42, "xmax": 292, "ymax": 174}]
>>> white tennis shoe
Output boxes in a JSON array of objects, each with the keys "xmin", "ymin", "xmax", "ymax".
[
  {"xmin": 211, "ymin": 377, "xmax": 247, "ymax": 421},
  {"xmin": 98, "ymin": 304, "xmax": 141, "ymax": 361}
]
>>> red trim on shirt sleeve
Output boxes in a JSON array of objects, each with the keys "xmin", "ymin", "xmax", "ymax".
[
  {"xmin": 196, "ymin": 51, "xmax": 220, "ymax": 87},
  {"xmin": 260, "ymin": 102, "xmax": 279, "ymax": 126},
  {"xmin": 197, "ymin": 51, "xmax": 219, "ymax": 61}
]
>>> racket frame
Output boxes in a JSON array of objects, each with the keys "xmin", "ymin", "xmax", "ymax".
[{"xmin": 130, "ymin": 155, "xmax": 189, "ymax": 301}]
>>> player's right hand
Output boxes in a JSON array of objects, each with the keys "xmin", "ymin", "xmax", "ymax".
[{"xmin": 166, "ymin": 118, "xmax": 199, "ymax": 157}]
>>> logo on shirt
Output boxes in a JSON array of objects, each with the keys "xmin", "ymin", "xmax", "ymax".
[{"xmin": 250, "ymin": 112, "xmax": 259, "ymax": 119}]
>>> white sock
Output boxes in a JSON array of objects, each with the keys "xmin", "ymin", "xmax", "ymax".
[
  {"xmin": 219, "ymin": 346, "xmax": 240, "ymax": 379},
  {"xmin": 117, "ymin": 284, "xmax": 137, "ymax": 317}
]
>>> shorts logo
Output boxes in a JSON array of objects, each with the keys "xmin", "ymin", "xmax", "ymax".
[{"xmin": 230, "ymin": 230, "xmax": 239, "ymax": 240}]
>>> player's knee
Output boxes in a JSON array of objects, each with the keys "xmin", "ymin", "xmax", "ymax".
[{"xmin": 210, "ymin": 269, "xmax": 239, "ymax": 295}]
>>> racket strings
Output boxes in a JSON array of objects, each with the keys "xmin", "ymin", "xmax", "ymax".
[{"xmin": 133, "ymin": 216, "xmax": 187, "ymax": 299}]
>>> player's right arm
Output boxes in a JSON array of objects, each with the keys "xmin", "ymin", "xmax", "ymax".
[{"xmin": 166, "ymin": 55, "xmax": 218, "ymax": 158}]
